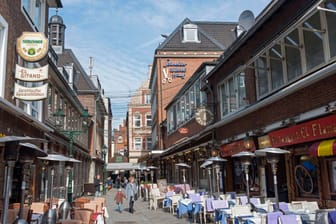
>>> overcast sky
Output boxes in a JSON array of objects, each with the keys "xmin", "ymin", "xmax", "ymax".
[{"xmin": 55, "ymin": 0, "xmax": 271, "ymax": 129}]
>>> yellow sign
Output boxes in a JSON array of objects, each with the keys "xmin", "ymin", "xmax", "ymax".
[{"xmin": 16, "ymin": 32, "xmax": 48, "ymax": 62}]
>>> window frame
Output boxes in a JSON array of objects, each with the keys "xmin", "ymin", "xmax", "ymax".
[
  {"xmin": 21, "ymin": 0, "xmax": 46, "ymax": 32},
  {"xmin": 182, "ymin": 23, "xmax": 200, "ymax": 43},
  {"xmin": 0, "ymin": 15, "xmax": 8, "ymax": 98}
]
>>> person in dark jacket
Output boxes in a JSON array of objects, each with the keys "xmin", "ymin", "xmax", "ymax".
[{"xmin": 94, "ymin": 174, "xmax": 101, "ymax": 197}]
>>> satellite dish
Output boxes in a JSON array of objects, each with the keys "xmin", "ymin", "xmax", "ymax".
[{"xmin": 238, "ymin": 10, "xmax": 255, "ymax": 31}]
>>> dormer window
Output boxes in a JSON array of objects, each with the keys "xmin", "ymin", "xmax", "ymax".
[{"xmin": 183, "ymin": 23, "xmax": 200, "ymax": 43}]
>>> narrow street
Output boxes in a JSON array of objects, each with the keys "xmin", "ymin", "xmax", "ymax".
[{"xmin": 104, "ymin": 188, "xmax": 195, "ymax": 224}]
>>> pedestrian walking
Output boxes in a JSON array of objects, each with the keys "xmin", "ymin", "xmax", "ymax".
[
  {"xmin": 94, "ymin": 174, "xmax": 102, "ymax": 197},
  {"xmin": 125, "ymin": 176, "xmax": 137, "ymax": 213},
  {"xmin": 114, "ymin": 188, "xmax": 126, "ymax": 213}
]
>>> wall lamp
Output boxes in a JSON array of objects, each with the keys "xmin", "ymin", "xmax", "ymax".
[{"xmin": 325, "ymin": 103, "xmax": 336, "ymax": 113}]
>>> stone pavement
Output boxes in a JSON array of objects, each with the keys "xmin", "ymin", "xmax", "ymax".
[{"xmin": 103, "ymin": 188, "xmax": 197, "ymax": 224}]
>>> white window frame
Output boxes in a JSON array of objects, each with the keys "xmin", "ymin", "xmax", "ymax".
[
  {"xmin": 0, "ymin": 16, "xmax": 8, "ymax": 98},
  {"xmin": 218, "ymin": 69, "xmax": 246, "ymax": 118},
  {"xmin": 182, "ymin": 23, "xmax": 200, "ymax": 43},
  {"xmin": 134, "ymin": 113, "xmax": 141, "ymax": 128},
  {"xmin": 21, "ymin": 0, "xmax": 46, "ymax": 32},
  {"xmin": 145, "ymin": 94, "xmax": 151, "ymax": 104},
  {"xmin": 146, "ymin": 137, "xmax": 152, "ymax": 150},
  {"xmin": 146, "ymin": 114, "xmax": 152, "ymax": 127},
  {"xmin": 134, "ymin": 137, "xmax": 142, "ymax": 150}
]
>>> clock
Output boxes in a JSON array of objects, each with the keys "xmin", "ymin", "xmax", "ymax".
[{"xmin": 195, "ymin": 107, "xmax": 214, "ymax": 126}]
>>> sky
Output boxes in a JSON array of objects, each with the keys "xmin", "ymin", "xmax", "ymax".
[{"xmin": 55, "ymin": 0, "xmax": 271, "ymax": 129}]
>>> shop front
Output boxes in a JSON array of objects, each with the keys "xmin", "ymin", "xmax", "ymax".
[{"xmin": 268, "ymin": 114, "xmax": 336, "ymax": 208}]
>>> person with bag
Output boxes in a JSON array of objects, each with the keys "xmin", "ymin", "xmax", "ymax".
[{"xmin": 125, "ymin": 176, "xmax": 137, "ymax": 213}]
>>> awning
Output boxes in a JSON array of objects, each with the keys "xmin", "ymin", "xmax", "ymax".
[{"xmin": 309, "ymin": 139, "xmax": 336, "ymax": 157}]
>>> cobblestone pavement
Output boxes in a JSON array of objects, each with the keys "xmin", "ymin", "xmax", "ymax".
[{"xmin": 104, "ymin": 188, "xmax": 198, "ymax": 224}]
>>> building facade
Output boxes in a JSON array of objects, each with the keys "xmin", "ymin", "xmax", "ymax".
[
  {"xmin": 157, "ymin": 0, "xmax": 336, "ymax": 209},
  {"xmin": 127, "ymin": 67, "xmax": 152, "ymax": 164},
  {"xmin": 0, "ymin": 0, "xmax": 112, "ymax": 209},
  {"xmin": 149, "ymin": 18, "xmax": 237, "ymax": 161}
]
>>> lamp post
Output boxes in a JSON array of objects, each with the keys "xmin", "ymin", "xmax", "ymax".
[
  {"xmin": 255, "ymin": 148, "xmax": 290, "ymax": 211},
  {"xmin": 102, "ymin": 144, "xmax": 107, "ymax": 195},
  {"xmin": 232, "ymin": 151, "xmax": 256, "ymax": 204},
  {"xmin": 53, "ymin": 107, "xmax": 91, "ymax": 203}
]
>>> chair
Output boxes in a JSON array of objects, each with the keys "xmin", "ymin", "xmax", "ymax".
[
  {"xmin": 83, "ymin": 202, "xmax": 98, "ymax": 212},
  {"xmin": 74, "ymin": 197, "xmax": 90, "ymax": 209},
  {"xmin": 170, "ymin": 194, "xmax": 182, "ymax": 214},
  {"xmin": 266, "ymin": 211, "xmax": 283, "ymax": 224},
  {"xmin": 6, "ymin": 208, "xmax": 30, "ymax": 223},
  {"xmin": 203, "ymin": 198, "xmax": 215, "ymax": 224},
  {"xmin": 278, "ymin": 214, "xmax": 302, "ymax": 223},
  {"xmin": 30, "ymin": 202, "xmax": 48, "ymax": 224},
  {"xmin": 238, "ymin": 196, "xmax": 248, "ymax": 205},
  {"xmin": 74, "ymin": 208, "xmax": 93, "ymax": 224},
  {"xmin": 231, "ymin": 204, "xmax": 253, "ymax": 224},
  {"xmin": 212, "ymin": 199, "xmax": 230, "ymax": 224},
  {"xmin": 250, "ymin": 197, "xmax": 261, "ymax": 206},
  {"xmin": 149, "ymin": 188, "xmax": 165, "ymax": 211}
]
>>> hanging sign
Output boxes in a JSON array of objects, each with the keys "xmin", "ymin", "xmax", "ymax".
[
  {"xmin": 16, "ymin": 32, "xmax": 48, "ymax": 62},
  {"xmin": 15, "ymin": 64, "xmax": 49, "ymax": 81},
  {"xmin": 14, "ymin": 83, "xmax": 48, "ymax": 100}
]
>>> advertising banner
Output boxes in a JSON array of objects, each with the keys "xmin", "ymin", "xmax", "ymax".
[
  {"xmin": 14, "ymin": 83, "xmax": 48, "ymax": 100},
  {"xmin": 15, "ymin": 64, "xmax": 49, "ymax": 81}
]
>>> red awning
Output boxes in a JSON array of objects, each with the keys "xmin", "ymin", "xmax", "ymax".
[{"xmin": 309, "ymin": 139, "xmax": 336, "ymax": 157}]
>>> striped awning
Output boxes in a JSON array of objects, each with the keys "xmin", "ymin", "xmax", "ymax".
[{"xmin": 309, "ymin": 139, "xmax": 336, "ymax": 157}]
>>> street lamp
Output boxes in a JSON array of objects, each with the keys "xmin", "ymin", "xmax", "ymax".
[
  {"xmin": 255, "ymin": 148, "xmax": 290, "ymax": 211},
  {"xmin": 53, "ymin": 107, "xmax": 91, "ymax": 203},
  {"xmin": 102, "ymin": 144, "xmax": 107, "ymax": 195},
  {"xmin": 232, "ymin": 151, "xmax": 256, "ymax": 204}
]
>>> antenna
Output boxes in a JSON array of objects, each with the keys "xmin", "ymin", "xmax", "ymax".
[
  {"xmin": 89, "ymin": 56, "xmax": 94, "ymax": 77},
  {"xmin": 238, "ymin": 10, "xmax": 255, "ymax": 31}
]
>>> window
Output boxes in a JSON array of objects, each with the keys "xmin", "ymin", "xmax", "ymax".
[
  {"xmin": 284, "ymin": 30, "xmax": 302, "ymax": 81},
  {"xmin": 269, "ymin": 44, "xmax": 284, "ymax": 89},
  {"xmin": 146, "ymin": 114, "xmax": 152, "ymax": 127},
  {"xmin": 218, "ymin": 71, "xmax": 246, "ymax": 117},
  {"xmin": 0, "ymin": 16, "xmax": 8, "ymax": 98},
  {"xmin": 183, "ymin": 23, "xmax": 200, "ymax": 43},
  {"xmin": 302, "ymin": 12, "xmax": 325, "ymax": 70},
  {"xmin": 134, "ymin": 137, "xmax": 142, "ymax": 150},
  {"xmin": 21, "ymin": 0, "xmax": 45, "ymax": 31},
  {"xmin": 146, "ymin": 137, "xmax": 152, "ymax": 150},
  {"xmin": 144, "ymin": 94, "xmax": 151, "ymax": 104},
  {"xmin": 118, "ymin": 136, "xmax": 123, "ymax": 143},
  {"xmin": 134, "ymin": 114, "xmax": 141, "ymax": 128},
  {"xmin": 326, "ymin": 0, "xmax": 336, "ymax": 58}
]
